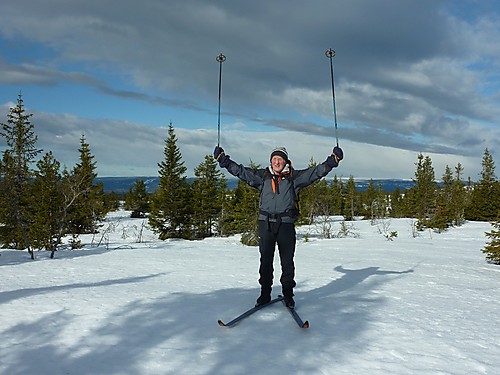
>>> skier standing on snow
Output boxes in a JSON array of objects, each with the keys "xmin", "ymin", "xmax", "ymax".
[{"xmin": 214, "ymin": 145, "xmax": 343, "ymax": 308}]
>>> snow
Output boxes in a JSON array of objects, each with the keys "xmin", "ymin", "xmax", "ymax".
[{"xmin": 1, "ymin": 211, "xmax": 499, "ymax": 375}]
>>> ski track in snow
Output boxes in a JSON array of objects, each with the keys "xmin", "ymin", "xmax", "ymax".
[{"xmin": 1, "ymin": 211, "xmax": 499, "ymax": 375}]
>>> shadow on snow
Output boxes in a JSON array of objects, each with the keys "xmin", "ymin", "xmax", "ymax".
[{"xmin": 1, "ymin": 263, "xmax": 414, "ymax": 375}]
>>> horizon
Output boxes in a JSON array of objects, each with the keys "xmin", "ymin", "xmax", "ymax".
[{"xmin": 96, "ymin": 176, "xmax": 442, "ymax": 194}]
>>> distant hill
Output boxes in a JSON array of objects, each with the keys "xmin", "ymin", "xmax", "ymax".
[{"xmin": 95, "ymin": 176, "xmax": 416, "ymax": 194}]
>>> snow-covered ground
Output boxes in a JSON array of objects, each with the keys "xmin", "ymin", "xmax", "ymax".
[{"xmin": 1, "ymin": 211, "xmax": 499, "ymax": 375}]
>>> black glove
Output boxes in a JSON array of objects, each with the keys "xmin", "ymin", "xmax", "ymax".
[
  {"xmin": 326, "ymin": 146, "xmax": 344, "ymax": 168},
  {"xmin": 213, "ymin": 146, "xmax": 224, "ymax": 160},
  {"xmin": 213, "ymin": 145, "xmax": 230, "ymax": 168},
  {"xmin": 333, "ymin": 146, "xmax": 343, "ymax": 161}
]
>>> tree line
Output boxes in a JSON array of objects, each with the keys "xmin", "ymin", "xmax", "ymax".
[
  {"xmin": 0, "ymin": 95, "xmax": 113, "ymax": 259},
  {"xmin": 1, "ymin": 94, "xmax": 499, "ymax": 264}
]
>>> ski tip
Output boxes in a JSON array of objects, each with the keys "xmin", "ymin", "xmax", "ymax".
[
  {"xmin": 218, "ymin": 320, "xmax": 227, "ymax": 327},
  {"xmin": 303, "ymin": 321, "xmax": 310, "ymax": 329}
]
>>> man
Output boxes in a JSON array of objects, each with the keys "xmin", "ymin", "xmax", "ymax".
[{"xmin": 214, "ymin": 145, "xmax": 343, "ymax": 308}]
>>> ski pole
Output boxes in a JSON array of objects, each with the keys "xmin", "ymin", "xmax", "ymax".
[
  {"xmin": 216, "ymin": 53, "xmax": 226, "ymax": 147},
  {"xmin": 325, "ymin": 48, "xmax": 339, "ymax": 147}
]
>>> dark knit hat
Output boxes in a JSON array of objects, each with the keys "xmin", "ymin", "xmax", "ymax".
[{"xmin": 270, "ymin": 147, "xmax": 289, "ymax": 162}]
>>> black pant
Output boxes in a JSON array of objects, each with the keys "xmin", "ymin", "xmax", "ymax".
[{"xmin": 258, "ymin": 220, "xmax": 296, "ymax": 295}]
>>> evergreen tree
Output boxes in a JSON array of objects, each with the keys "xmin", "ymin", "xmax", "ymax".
[
  {"xmin": 191, "ymin": 155, "xmax": 226, "ymax": 238},
  {"xmin": 362, "ymin": 180, "xmax": 386, "ymax": 221},
  {"xmin": 297, "ymin": 177, "xmax": 334, "ymax": 232},
  {"xmin": 127, "ymin": 179, "xmax": 150, "ymax": 218},
  {"xmin": 399, "ymin": 186, "xmax": 418, "ymax": 218},
  {"xmin": 362, "ymin": 179, "xmax": 376, "ymax": 220},
  {"xmin": 466, "ymin": 148, "xmax": 499, "ymax": 221},
  {"xmin": 428, "ymin": 165, "xmax": 454, "ymax": 231},
  {"xmin": 343, "ymin": 175, "xmax": 359, "ymax": 220},
  {"xmin": 0, "ymin": 93, "xmax": 42, "ymax": 258},
  {"xmin": 214, "ymin": 173, "xmax": 229, "ymax": 236},
  {"xmin": 104, "ymin": 191, "xmax": 121, "ymax": 212},
  {"xmin": 389, "ymin": 187, "xmax": 404, "ymax": 218},
  {"xmin": 451, "ymin": 163, "xmax": 466, "ymax": 226},
  {"xmin": 29, "ymin": 151, "xmax": 64, "ymax": 252},
  {"xmin": 296, "ymin": 158, "xmax": 333, "ymax": 225},
  {"xmin": 149, "ymin": 122, "xmax": 191, "ymax": 239},
  {"xmin": 65, "ymin": 135, "xmax": 106, "ymax": 234},
  {"xmin": 124, "ymin": 186, "xmax": 134, "ymax": 210},
  {"xmin": 226, "ymin": 161, "xmax": 261, "ymax": 245},
  {"xmin": 414, "ymin": 153, "xmax": 437, "ymax": 229},
  {"xmin": 330, "ymin": 175, "xmax": 344, "ymax": 216},
  {"xmin": 483, "ymin": 219, "xmax": 500, "ymax": 265}
]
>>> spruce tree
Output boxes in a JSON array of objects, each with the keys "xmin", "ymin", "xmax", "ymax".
[
  {"xmin": 219, "ymin": 161, "xmax": 261, "ymax": 245},
  {"xmin": 330, "ymin": 175, "xmax": 344, "ymax": 216},
  {"xmin": 389, "ymin": 187, "xmax": 404, "ymax": 218},
  {"xmin": 399, "ymin": 186, "xmax": 418, "ymax": 218},
  {"xmin": 29, "ymin": 151, "xmax": 64, "ymax": 252},
  {"xmin": 104, "ymin": 191, "xmax": 120, "ymax": 212},
  {"xmin": 483, "ymin": 219, "xmax": 500, "ymax": 265},
  {"xmin": 297, "ymin": 158, "xmax": 318, "ymax": 225},
  {"xmin": 466, "ymin": 148, "xmax": 499, "ymax": 221},
  {"xmin": 65, "ymin": 135, "xmax": 106, "ymax": 235},
  {"xmin": 124, "ymin": 186, "xmax": 135, "ymax": 210},
  {"xmin": 429, "ymin": 165, "xmax": 454, "ymax": 231},
  {"xmin": 362, "ymin": 179, "xmax": 386, "ymax": 221},
  {"xmin": 451, "ymin": 163, "xmax": 466, "ymax": 226},
  {"xmin": 297, "ymin": 158, "xmax": 337, "ymax": 225},
  {"xmin": 343, "ymin": 176, "xmax": 358, "ymax": 220},
  {"xmin": 127, "ymin": 179, "xmax": 150, "ymax": 218},
  {"xmin": 414, "ymin": 153, "xmax": 437, "ymax": 229},
  {"xmin": 191, "ymin": 155, "xmax": 226, "ymax": 238},
  {"xmin": 0, "ymin": 93, "xmax": 42, "ymax": 258},
  {"xmin": 149, "ymin": 122, "xmax": 191, "ymax": 239},
  {"xmin": 362, "ymin": 179, "xmax": 375, "ymax": 220}
]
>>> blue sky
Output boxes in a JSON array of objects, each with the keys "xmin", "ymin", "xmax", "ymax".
[{"xmin": 1, "ymin": 0, "xmax": 500, "ymax": 179}]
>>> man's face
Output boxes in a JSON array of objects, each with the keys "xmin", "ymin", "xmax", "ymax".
[{"xmin": 271, "ymin": 155, "xmax": 286, "ymax": 173}]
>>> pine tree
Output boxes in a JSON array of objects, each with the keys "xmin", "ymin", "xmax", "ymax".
[
  {"xmin": 191, "ymin": 155, "xmax": 226, "ymax": 238},
  {"xmin": 0, "ymin": 94, "xmax": 42, "ymax": 258},
  {"xmin": 414, "ymin": 153, "xmax": 437, "ymax": 229},
  {"xmin": 389, "ymin": 187, "xmax": 404, "ymax": 218},
  {"xmin": 127, "ymin": 179, "xmax": 150, "ymax": 218},
  {"xmin": 362, "ymin": 179, "xmax": 386, "ymax": 221},
  {"xmin": 362, "ymin": 179, "xmax": 375, "ymax": 220},
  {"xmin": 65, "ymin": 135, "xmax": 106, "ymax": 235},
  {"xmin": 330, "ymin": 175, "xmax": 344, "ymax": 216},
  {"xmin": 29, "ymin": 151, "xmax": 64, "ymax": 252},
  {"xmin": 124, "ymin": 186, "xmax": 134, "ymax": 210},
  {"xmin": 149, "ymin": 122, "xmax": 191, "ymax": 239},
  {"xmin": 104, "ymin": 191, "xmax": 120, "ymax": 212},
  {"xmin": 343, "ymin": 176, "xmax": 358, "ymax": 220},
  {"xmin": 399, "ymin": 186, "xmax": 418, "ymax": 218},
  {"xmin": 451, "ymin": 163, "xmax": 466, "ymax": 226},
  {"xmin": 297, "ymin": 158, "xmax": 336, "ymax": 225},
  {"xmin": 466, "ymin": 148, "xmax": 499, "ymax": 221},
  {"xmin": 219, "ymin": 160, "xmax": 261, "ymax": 245},
  {"xmin": 483, "ymin": 219, "xmax": 500, "ymax": 265},
  {"xmin": 428, "ymin": 165, "xmax": 454, "ymax": 231},
  {"xmin": 295, "ymin": 157, "xmax": 319, "ymax": 225}
]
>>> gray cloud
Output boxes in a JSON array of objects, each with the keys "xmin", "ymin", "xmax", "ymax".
[{"xmin": 1, "ymin": 0, "xmax": 499, "ymax": 178}]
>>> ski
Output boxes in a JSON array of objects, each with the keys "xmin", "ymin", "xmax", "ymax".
[
  {"xmin": 279, "ymin": 295, "xmax": 309, "ymax": 329},
  {"xmin": 218, "ymin": 296, "xmax": 284, "ymax": 327}
]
